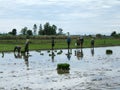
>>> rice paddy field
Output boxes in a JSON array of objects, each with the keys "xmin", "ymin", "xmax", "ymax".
[
  {"xmin": 0, "ymin": 46, "xmax": 120, "ymax": 89},
  {"xmin": 0, "ymin": 35, "xmax": 120, "ymax": 52}
]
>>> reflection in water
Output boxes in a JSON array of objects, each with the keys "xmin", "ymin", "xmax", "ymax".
[
  {"xmin": 51, "ymin": 37, "xmax": 55, "ymax": 51},
  {"xmin": 91, "ymin": 48, "xmax": 94, "ymax": 56},
  {"xmin": 14, "ymin": 52, "xmax": 29, "ymax": 70},
  {"xmin": 57, "ymin": 69, "xmax": 70, "ymax": 74},
  {"xmin": 14, "ymin": 52, "xmax": 22, "ymax": 59},
  {"xmin": 1, "ymin": 47, "xmax": 120, "ymax": 89},
  {"xmin": 23, "ymin": 54, "xmax": 29, "ymax": 70},
  {"xmin": 2, "ymin": 52, "xmax": 4, "ymax": 58},
  {"xmin": 49, "ymin": 50, "xmax": 56, "ymax": 62},
  {"xmin": 51, "ymin": 51, "xmax": 55, "ymax": 62},
  {"xmin": 75, "ymin": 49, "xmax": 83, "ymax": 60},
  {"xmin": 57, "ymin": 50, "xmax": 63, "ymax": 55},
  {"xmin": 66, "ymin": 49, "xmax": 72, "ymax": 60}
]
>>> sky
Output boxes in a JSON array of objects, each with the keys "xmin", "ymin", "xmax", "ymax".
[{"xmin": 0, "ymin": 0, "xmax": 120, "ymax": 35}]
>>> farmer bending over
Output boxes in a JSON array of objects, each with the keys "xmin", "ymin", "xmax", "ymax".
[{"xmin": 14, "ymin": 45, "xmax": 21, "ymax": 54}]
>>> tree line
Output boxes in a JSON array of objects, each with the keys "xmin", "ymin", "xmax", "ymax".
[
  {"xmin": 8, "ymin": 22, "xmax": 63, "ymax": 36},
  {"xmin": 110, "ymin": 31, "xmax": 120, "ymax": 38}
]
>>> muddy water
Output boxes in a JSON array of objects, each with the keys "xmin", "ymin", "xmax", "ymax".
[{"xmin": 0, "ymin": 46, "xmax": 120, "ymax": 90}]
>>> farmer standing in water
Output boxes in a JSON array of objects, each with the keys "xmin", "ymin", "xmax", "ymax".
[
  {"xmin": 25, "ymin": 39, "xmax": 30, "ymax": 54},
  {"xmin": 80, "ymin": 36, "xmax": 84, "ymax": 49},
  {"xmin": 51, "ymin": 37, "xmax": 55, "ymax": 50},
  {"xmin": 67, "ymin": 32, "xmax": 71, "ymax": 49},
  {"xmin": 91, "ymin": 38, "xmax": 95, "ymax": 49}
]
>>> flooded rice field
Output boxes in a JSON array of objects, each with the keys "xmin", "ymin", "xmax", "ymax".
[{"xmin": 0, "ymin": 46, "xmax": 120, "ymax": 90}]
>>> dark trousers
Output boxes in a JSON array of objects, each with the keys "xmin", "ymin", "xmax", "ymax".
[
  {"xmin": 25, "ymin": 47, "xmax": 29, "ymax": 53},
  {"xmin": 67, "ymin": 42, "xmax": 70, "ymax": 49}
]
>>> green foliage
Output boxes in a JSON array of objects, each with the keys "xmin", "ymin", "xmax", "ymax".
[
  {"xmin": 8, "ymin": 29, "xmax": 17, "ymax": 35},
  {"xmin": 20, "ymin": 26, "xmax": 33, "ymax": 36},
  {"xmin": 27, "ymin": 30, "xmax": 33, "ymax": 36},
  {"xmin": 110, "ymin": 31, "xmax": 120, "ymax": 38},
  {"xmin": 21, "ymin": 27, "xmax": 27, "ymax": 35},
  {"xmin": 111, "ymin": 31, "xmax": 116, "ymax": 37},
  {"xmin": 57, "ymin": 63, "xmax": 70, "ymax": 70},
  {"xmin": 38, "ymin": 24, "xmax": 43, "ymax": 35},
  {"xmin": 57, "ymin": 63, "xmax": 70, "ymax": 74},
  {"xmin": 8, "ymin": 32, "xmax": 13, "ymax": 35},
  {"xmin": 4, "ymin": 22, "xmax": 63, "ymax": 36},
  {"xmin": 0, "ymin": 35, "xmax": 120, "ymax": 52},
  {"xmin": 106, "ymin": 49, "xmax": 113, "ymax": 54},
  {"xmin": 58, "ymin": 28, "xmax": 63, "ymax": 35},
  {"xmin": 12, "ymin": 29, "xmax": 17, "ymax": 35},
  {"xmin": 96, "ymin": 34, "xmax": 102, "ymax": 38},
  {"xmin": 38, "ymin": 22, "xmax": 57, "ymax": 35},
  {"xmin": 33, "ymin": 24, "xmax": 37, "ymax": 35}
]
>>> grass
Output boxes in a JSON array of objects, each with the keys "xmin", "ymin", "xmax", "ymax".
[{"xmin": 0, "ymin": 36, "xmax": 120, "ymax": 52}]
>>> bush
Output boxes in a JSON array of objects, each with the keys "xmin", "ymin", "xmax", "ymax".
[
  {"xmin": 57, "ymin": 63, "xmax": 70, "ymax": 74},
  {"xmin": 106, "ymin": 49, "xmax": 113, "ymax": 54},
  {"xmin": 57, "ymin": 63, "xmax": 70, "ymax": 70}
]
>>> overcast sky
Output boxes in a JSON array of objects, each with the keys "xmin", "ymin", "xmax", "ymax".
[{"xmin": 0, "ymin": 0, "xmax": 120, "ymax": 35}]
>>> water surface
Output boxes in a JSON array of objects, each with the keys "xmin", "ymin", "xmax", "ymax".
[{"xmin": 0, "ymin": 46, "xmax": 120, "ymax": 90}]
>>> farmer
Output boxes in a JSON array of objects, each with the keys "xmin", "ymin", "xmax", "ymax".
[
  {"xmin": 14, "ymin": 52, "xmax": 22, "ymax": 58},
  {"xmin": 67, "ymin": 36, "xmax": 71, "ymax": 49},
  {"xmin": 80, "ymin": 37, "xmax": 84, "ymax": 49},
  {"xmin": 76, "ymin": 37, "xmax": 80, "ymax": 48},
  {"xmin": 51, "ymin": 37, "xmax": 55, "ymax": 50},
  {"xmin": 91, "ymin": 38, "xmax": 95, "ymax": 48},
  {"xmin": 24, "ymin": 39, "xmax": 30, "ymax": 54},
  {"xmin": 14, "ymin": 45, "xmax": 21, "ymax": 54}
]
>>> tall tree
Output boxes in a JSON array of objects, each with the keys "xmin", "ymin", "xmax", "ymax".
[
  {"xmin": 27, "ymin": 30, "xmax": 33, "ymax": 35},
  {"xmin": 58, "ymin": 28, "xmax": 63, "ymax": 35},
  {"xmin": 43, "ymin": 22, "xmax": 57, "ymax": 35},
  {"xmin": 51, "ymin": 25, "xmax": 57, "ymax": 35},
  {"xmin": 38, "ymin": 24, "xmax": 43, "ymax": 35},
  {"xmin": 111, "ymin": 31, "xmax": 117, "ymax": 36},
  {"xmin": 12, "ymin": 28, "xmax": 17, "ymax": 35},
  {"xmin": 21, "ymin": 27, "xmax": 27, "ymax": 35},
  {"xmin": 44, "ymin": 22, "xmax": 50, "ymax": 35},
  {"xmin": 33, "ymin": 24, "xmax": 37, "ymax": 35}
]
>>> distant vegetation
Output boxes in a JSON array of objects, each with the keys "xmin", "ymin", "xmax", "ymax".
[
  {"xmin": 0, "ymin": 22, "xmax": 120, "ymax": 38},
  {"xmin": 0, "ymin": 22, "xmax": 120, "ymax": 52},
  {"xmin": 3, "ymin": 22, "xmax": 64, "ymax": 36},
  {"xmin": 0, "ymin": 35, "xmax": 120, "ymax": 52}
]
